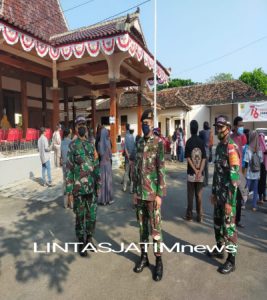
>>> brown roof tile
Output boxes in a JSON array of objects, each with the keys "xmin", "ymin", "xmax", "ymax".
[
  {"xmin": 0, "ymin": 0, "xmax": 68, "ymax": 41},
  {"xmin": 50, "ymin": 11, "xmax": 144, "ymax": 46},
  {"xmin": 157, "ymin": 80, "xmax": 264, "ymax": 107},
  {"xmin": 96, "ymin": 93, "xmax": 151, "ymax": 111}
]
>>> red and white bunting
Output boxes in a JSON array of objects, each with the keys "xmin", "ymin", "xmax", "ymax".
[
  {"xmin": 101, "ymin": 38, "xmax": 115, "ymax": 55},
  {"xmin": 49, "ymin": 47, "xmax": 60, "ymax": 60},
  {"xmin": 20, "ymin": 34, "xmax": 35, "ymax": 52},
  {"xmin": 0, "ymin": 22, "xmax": 169, "ymax": 82},
  {"xmin": 136, "ymin": 45, "xmax": 144, "ymax": 62},
  {"xmin": 60, "ymin": 45, "xmax": 73, "ymax": 60},
  {"xmin": 2, "ymin": 26, "xmax": 19, "ymax": 45},
  {"xmin": 128, "ymin": 40, "xmax": 137, "ymax": 57},
  {"xmin": 36, "ymin": 41, "xmax": 49, "ymax": 57},
  {"xmin": 73, "ymin": 43, "xmax": 85, "ymax": 58},
  {"xmin": 116, "ymin": 34, "xmax": 131, "ymax": 51},
  {"xmin": 86, "ymin": 40, "xmax": 100, "ymax": 57}
]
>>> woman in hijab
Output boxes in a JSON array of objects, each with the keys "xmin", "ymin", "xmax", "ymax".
[
  {"xmin": 258, "ymin": 133, "xmax": 267, "ymax": 204},
  {"xmin": 98, "ymin": 127, "xmax": 113, "ymax": 205},
  {"xmin": 244, "ymin": 130, "xmax": 263, "ymax": 211}
]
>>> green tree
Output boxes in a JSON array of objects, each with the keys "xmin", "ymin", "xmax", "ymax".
[
  {"xmin": 207, "ymin": 72, "xmax": 234, "ymax": 83},
  {"xmin": 157, "ymin": 78, "xmax": 197, "ymax": 91},
  {"xmin": 239, "ymin": 68, "xmax": 267, "ymax": 95}
]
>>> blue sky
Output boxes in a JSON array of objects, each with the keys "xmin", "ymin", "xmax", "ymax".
[{"xmin": 60, "ymin": 0, "xmax": 267, "ymax": 83}]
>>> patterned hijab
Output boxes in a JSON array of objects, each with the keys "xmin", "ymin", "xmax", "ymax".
[{"xmin": 249, "ymin": 130, "xmax": 259, "ymax": 152}]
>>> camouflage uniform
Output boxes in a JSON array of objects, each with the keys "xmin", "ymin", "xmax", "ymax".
[
  {"xmin": 133, "ymin": 134, "xmax": 166, "ymax": 255},
  {"xmin": 66, "ymin": 138, "xmax": 100, "ymax": 241},
  {"xmin": 212, "ymin": 137, "xmax": 240, "ymax": 256}
]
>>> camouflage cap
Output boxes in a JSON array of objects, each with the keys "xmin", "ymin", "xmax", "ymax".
[
  {"xmin": 75, "ymin": 115, "xmax": 86, "ymax": 125},
  {"xmin": 141, "ymin": 108, "xmax": 154, "ymax": 122}
]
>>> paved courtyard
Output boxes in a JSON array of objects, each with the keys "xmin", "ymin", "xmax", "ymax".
[{"xmin": 0, "ymin": 162, "xmax": 266, "ymax": 300}]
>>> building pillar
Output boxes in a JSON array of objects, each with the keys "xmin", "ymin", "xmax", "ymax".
[
  {"xmin": 21, "ymin": 78, "xmax": 28, "ymax": 137},
  {"xmin": 91, "ymin": 98, "xmax": 96, "ymax": 134},
  {"xmin": 41, "ymin": 78, "xmax": 47, "ymax": 127},
  {"xmin": 137, "ymin": 92, "xmax": 142, "ymax": 136},
  {"xmin": 116, "ymin": 100, "xmax": 119, "ymax": 136},
  {"xmin": 52, "ymin": 89, "xmax": 59, "ymax": 130},
  {"xmin": 72, "ymin": 97, "xmax": 76, "ymax": 130},
  {"xmin": 109, "ymin": 80, "xmax": 117, "ymax": 153},
  {"xmin": 64, "ymin": 85, "xmax": 69, "ymax": 127}
]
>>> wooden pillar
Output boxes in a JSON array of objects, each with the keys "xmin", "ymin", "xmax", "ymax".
[
  {"xmin": 137, "ymin": 92, "xmax": 142, "ymax": 136},
  {"xmin": 109, "ymin": 81, "xmax": 117, "ymax": 153},
  {"xmin": 21, "ymin": 78, "xmax": 28, "ymax": 137},
  {"xmin": 91, "ymin": 98, "xmax": 96, "ymax": 134},
  {"xmin": 0, "ymin": 73, "xmax": 4, "ymax": 121},
  {"xmin": 52, "ymin": 89, "xmax": 59, "ymax": 130},
  {"xmin": 64, "ymin": 86, "xmax": 69, "ymax": 127},
  {"xmin": 72, "ymin": 97, "xmax": 76, "ymax": 130},
  {"xmin": 41, "ymin": 78, "xmax": 47, "ymax": 127},
  {"xmin": 116, "ymin": 100, "xmax": 119, "ymax": 136}
]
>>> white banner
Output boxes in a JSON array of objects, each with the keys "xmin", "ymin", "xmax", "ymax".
[{"xmin": 238, "ymin": 101, "xmax": 267, "ymax": 122}]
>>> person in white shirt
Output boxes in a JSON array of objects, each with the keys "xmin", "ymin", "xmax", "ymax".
[
  {"xmin": 52, "ymin": 124, "xmax": 62, "ymax": 168},
  {"xmin": 38, "ymin": 127, "xmax": 52, "ymax": 187}
]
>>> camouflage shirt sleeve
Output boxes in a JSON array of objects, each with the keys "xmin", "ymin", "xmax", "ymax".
[
  {"xmin": 156, "ymin": 140, "xmax": 167, "ymax": 197},
  {"xmin": 93, "ymin": 148, "xmax": 101, "ymax": 194},
  {"xmin": 65, "ymin": 142, "xmax": 75, "ymax": 194},
  {"xmin": 228, "ymin": 142, "xmax": 240, "ymax": 182}
]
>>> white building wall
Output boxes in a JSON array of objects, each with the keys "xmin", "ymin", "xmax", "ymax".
[{"xmin": 187, "ymin": 105, "xmax": 210, "ymax": 140}]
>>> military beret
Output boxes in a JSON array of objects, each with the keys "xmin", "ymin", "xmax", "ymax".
[{"xmin": 141, "ymin": 108, "xmax": 154, "ymax": 122}]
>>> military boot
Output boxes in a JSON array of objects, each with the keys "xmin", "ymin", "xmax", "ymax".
[
  {"xmin": 134, "ymin": 249, "xmax": 149, "ymax": 273},
  {"xmin": 78, "ymin": 239, "xmax": 88, "ymax": 257},
  {"xmin": 218, "ymin": 254, "xmax": 235, "ymax": 274},
  {"xmin": 206, "ymin": 243, "xmax": 224, "ymax": 259},
  {"xmin": 153, "ymin": 256, "xmax": 163, "ymax": 281}
]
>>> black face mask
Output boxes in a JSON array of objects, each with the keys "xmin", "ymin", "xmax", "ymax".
[
  {"xmin": 78, "ymin": 126, "xmax": 86, "ymax": 137},
  {"xmin": 142, "ymin": 123, "xmax": 151, "ymax": 136}
]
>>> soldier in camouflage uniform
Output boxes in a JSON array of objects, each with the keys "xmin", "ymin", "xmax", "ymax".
[
  {"xmin": 133, "ymin": 108, "xmax": 166, "ymax": 282},
  {"xmin": 66, "ymin": 116, "xmax": 100, "ymax": 257},
  {"xmin": 208, "ymin": 115, "xmax": 240, "ymax": 274}
]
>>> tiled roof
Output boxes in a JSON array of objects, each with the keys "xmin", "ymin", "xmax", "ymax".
[
  {"xmin": 96, "ymin": 93, "xmax": 151, "ymax": 111},
  {"xmin": 50, "ymin": 11, "xmax": 144, "ymax": 46},
  {"xmin": 158, "ymin": 80, "xmax": 264, "ymax": 107},
  {"xmin": 0, "ymin": 0, "xmax": 68, "ymax": 41},
  {"xmin": 155, "ymin": 89, "xmax": 192, "ymax": 110}
]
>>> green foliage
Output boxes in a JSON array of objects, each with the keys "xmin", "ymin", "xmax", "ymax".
[
  {"xmin": 157, "ymin": 78, "xmax": 196, "ymax": 91},
  {"xmin": 207, "ymin": 73, "xmax": 234, "ymax": 83},
  {"xmin": 239, "ymin": 68, "xmax": 267, "ymax": 95}
]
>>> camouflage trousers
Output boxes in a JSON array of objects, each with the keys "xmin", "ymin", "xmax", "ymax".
[
  {"xmin": 73, "ymin": 194, "xmax": 97, "ymax": 241},
  {"xmin": 136, "ymin": 199, "xmax": 162, "ymax": 256},
  {"xmin": 214, "ymin": 203, "xmax": 238, "ymax": 256}
]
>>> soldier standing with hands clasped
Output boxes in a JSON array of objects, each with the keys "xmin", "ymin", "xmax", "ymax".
[
  {"xmin": 207, "ymin": 115, "xmax": 240, "ymax": 274},
  {"xmin": 66, "ymin": 116, "xmax": 100, "ymax": 257},
  {"xmin": 133, "ymin": 108, "xmax": 166, "ymax": 282}
]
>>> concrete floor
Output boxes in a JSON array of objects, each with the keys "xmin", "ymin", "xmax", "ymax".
[{"xmin": 0, "ymin": 162, "xmax": 266, "ymax": 300}]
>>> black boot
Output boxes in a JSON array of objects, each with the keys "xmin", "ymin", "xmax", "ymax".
[
  {"xmin": 153, "ymin": 256, "xmax": 163, "ymax": 281},
  {"xmin": 218, "ymin": 254, "xmax": 235, "ymax": 274},
  {"xmin": 134, "ymin": 250, "xmax": 149, "ymax": 273},
  {"xmin": 78, "ymin": 239, "xmax": 88, "ymax": 257},
  {"xmin": 207, "ymin": 243, "xmax": 224, "ymax": 259}
]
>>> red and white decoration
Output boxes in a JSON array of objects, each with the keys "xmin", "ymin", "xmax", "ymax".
[{"xmin": 0, "ymin": 22, "xmax": 169, "ymax": 83}]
